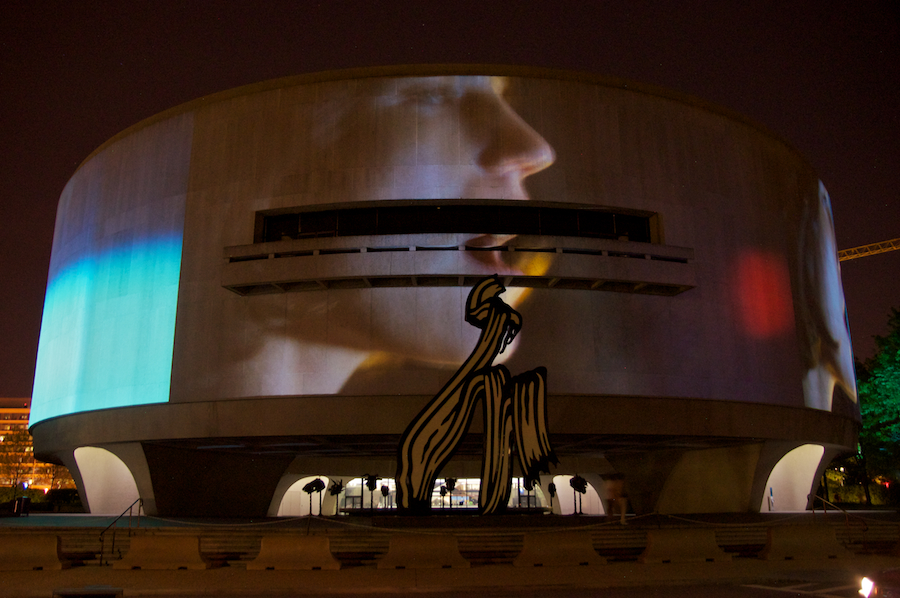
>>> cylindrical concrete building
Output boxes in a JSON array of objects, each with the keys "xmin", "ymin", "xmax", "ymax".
[{"xmin": 30, "ymin": 66, "xmax": 858, "ymax": 517}]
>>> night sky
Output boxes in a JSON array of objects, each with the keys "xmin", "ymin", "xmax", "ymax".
[{"xmin": 2, "ymin": 1, "xmax": 897, "ymax": 398}]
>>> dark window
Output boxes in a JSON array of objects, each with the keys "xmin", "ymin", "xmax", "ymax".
[
  {"xmin": 540, "ymin": 208, "xmax": 579, "ymax": 237},
  {"xmin": 418, "ymin": 206, "xmax": 454, "ymax": 233},
  {"xmin": 258, "ymin": 203, "xmax": 654, "ymax": 244},
  {"xmin": 456, "ymin": 205, "xmax": 499, "ymax": 232},
  {"xmin": 500, "ymin": 206, "xmax": 541, "ymax": 235},
  {"xmin": 578, "ymin": 211, "xmax": 616, "ymax": 238},
  {"xmin": 614, "ymin": 214, "xmax": 651, "ymax": 241},
  {"xmin": 337, "ymin": 208, "xmax": 377, "ymax": 236},
  {"xmin": 264, "ymin": 214, "xmax": 299, "ymax": 241},
  {"xmin": 376, "ymin": 206, "xmax": 419, "ymax": 235},
  {"xmin": 299, "ymin": 211, "xmax": 336, "ymax": 238}
]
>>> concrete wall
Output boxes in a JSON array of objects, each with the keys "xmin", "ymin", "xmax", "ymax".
[
  {"xmin": 30, "ymin": 67, "xmax": 859, "ymax": 517},
  {"xmin": 159, "ymin": 72, "xmax": 855, "ymax": 417}
]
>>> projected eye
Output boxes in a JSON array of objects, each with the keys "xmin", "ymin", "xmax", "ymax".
[
  {"xmin": 400, "ymin": 84, "xmax": 460, "ymax": 109},
  {"xmin": 418, "ymin": 89, "xmax": 452, "ymax": 105}
]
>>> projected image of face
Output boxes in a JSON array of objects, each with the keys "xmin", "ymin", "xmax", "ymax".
[
  {"xmin": 320, "ymin": 76, "xmax": 555, "ymax": 201},
  {"xmin": 232, "ymin": 76, "xmax": 557, "ymax": 391},
  {"xmin": 172, "ymin": 73, "xmax": 858, "ymax": 412},
  {"xmin": 314, "ymin": 75, "xmax": 558, "ymax": 284},
  {"xmin": 35, "ymin": 72, "xmax": 863, "ymax": 426},
  {"xmin": 798, "ymin": 183, "xmax": 857, "ymax": 410}
]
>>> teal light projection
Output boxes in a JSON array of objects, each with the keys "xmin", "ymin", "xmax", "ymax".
[{"xmin": 31, "ymin": 236, "xmax": 183, "ymax": 425}]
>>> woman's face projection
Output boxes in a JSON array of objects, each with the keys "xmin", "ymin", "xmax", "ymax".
[
  {"xmin": 272, "ymin": 77, "xmax": 558, "ymax": 366},
  {"xmin": 33, "ymin": 72, "xmax": 862, "ymax": 420},
  {"xmin": 322, "ymin": 76, "xmax": 555, "ymax": 202},
  {"xmin": 169, "ymin": 73, "xmax": 858, "ymax": 411}
]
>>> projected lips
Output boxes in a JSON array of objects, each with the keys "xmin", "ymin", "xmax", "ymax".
[{"xmin": 465, "ymin": 234, "xmax": 518, "ymax": 270}]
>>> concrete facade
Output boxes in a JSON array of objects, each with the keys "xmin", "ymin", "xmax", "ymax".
[{"xmin": 30, "ymin": 66, "xmax": 858, "ymax": 517}]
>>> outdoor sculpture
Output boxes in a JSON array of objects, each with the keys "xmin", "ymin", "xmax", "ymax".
[
  {"xmin": 301, "ymin": 477, "xmax": 326, "ymax": 515},
  {"xmin": 396, "ymin": 276, "xmax": 557, "ymax": 514}
]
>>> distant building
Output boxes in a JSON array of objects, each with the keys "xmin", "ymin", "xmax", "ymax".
[
  {"xmin": 0, "ymin": 399, "xmax": 29, "ymax": 433},
  {"xmin": 1, "ymin": 398, "xmax": 72, "ymax": 491},
  {"xmin": 30, "ymin": 66, "xmax": 858, "ymax": 517}
]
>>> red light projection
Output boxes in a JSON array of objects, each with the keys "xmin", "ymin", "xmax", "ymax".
[{"xmin": 735, "ymin": 251, "xmax": 794, "ymax": 339}]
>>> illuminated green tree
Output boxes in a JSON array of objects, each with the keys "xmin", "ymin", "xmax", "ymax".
[{"xmin": 858, "ymin": 308, "xmax": 900, "ymax": 479}]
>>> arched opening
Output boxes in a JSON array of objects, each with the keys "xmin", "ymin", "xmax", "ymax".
[
  {"xmin": 760, "ymin": 444, "xmax": 825, "ymax": 512},
  {"xmin": 73, "ymin": 447, "xmax": 140, "ymax": 514},
  {"xmin": 277, "ymin": 476, "xmax": 332, "ymax": 516},
  {"xmin": 551, "ymin": 475, "xmax": 604, "ymax": 515}
]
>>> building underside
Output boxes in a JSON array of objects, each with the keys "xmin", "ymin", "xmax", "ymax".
[{"xmin": 32, "ymin": 393, "xmax": 857, "ymax": 517}]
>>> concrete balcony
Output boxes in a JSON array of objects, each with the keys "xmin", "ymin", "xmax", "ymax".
[{"xmin": 222, "ymin": 233, "xmax": 696, "ymax": 297}]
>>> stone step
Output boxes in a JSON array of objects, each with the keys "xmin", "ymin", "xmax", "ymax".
[{"xmin": 26, "ymin": 516, "xmax": 900, "ymax": 571}]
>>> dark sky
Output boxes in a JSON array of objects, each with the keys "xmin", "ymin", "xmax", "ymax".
[{"xmin": 1, "ymin": 1, "xmax": 898, "ymax": 398}]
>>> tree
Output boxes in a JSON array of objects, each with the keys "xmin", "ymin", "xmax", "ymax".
[
  {"xmin": 0, "ymin": 428, "xmax": 34, "ymax": 493},
  {"xmin": 44, "ymin": 464, "xmax": 75, "ymax": 491},
  {"xmin": 858, "ymin": 308, "xmax": 900, "ymax": 479}
]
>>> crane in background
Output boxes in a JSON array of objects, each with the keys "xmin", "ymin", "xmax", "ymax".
[{"xmin": 839, "ymin": 238, "xmax": 900, "ymax": 262}]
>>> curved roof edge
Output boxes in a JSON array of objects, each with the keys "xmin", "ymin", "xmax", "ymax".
[{"xmin": 73, "ymin": 63, "xmax": 812, "ymax": 177}]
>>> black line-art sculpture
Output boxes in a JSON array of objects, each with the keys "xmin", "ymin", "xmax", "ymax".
[
  {"xmin": 570, "ymin": 474, "xmax": 587, "ymax": 515},
  {"xmin": 301, "ymin": 477, "xmax": 326, "ymax": 516},
  {"xmin": 396, "ymin": 276, "xmax": 557, "ymax": 514}
]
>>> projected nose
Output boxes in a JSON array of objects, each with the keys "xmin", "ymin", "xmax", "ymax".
[{"xmin": 477, "ymin": 100, "xmax": 554, "ymax": 177}]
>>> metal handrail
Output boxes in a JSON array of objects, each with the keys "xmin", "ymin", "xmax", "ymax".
[
  {"xmin": 98, "ymin": 497, "xmax": 143, "ymax": 566},
  {"xmin": 809, "ymin": 494, "xmax": 868, "ymax": 531}
]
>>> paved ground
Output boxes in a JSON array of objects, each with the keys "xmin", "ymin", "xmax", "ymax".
[
  {"xmin": 87, "ymin": 585, "xmax": 868, "ymax": 598},
  {"xmin": 0, "ymin": 569, "xmax": 885, "ymax": 598},
  {"xmin": 1, "ymin": 511, "xmax": 896, "ymax": 597}
]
